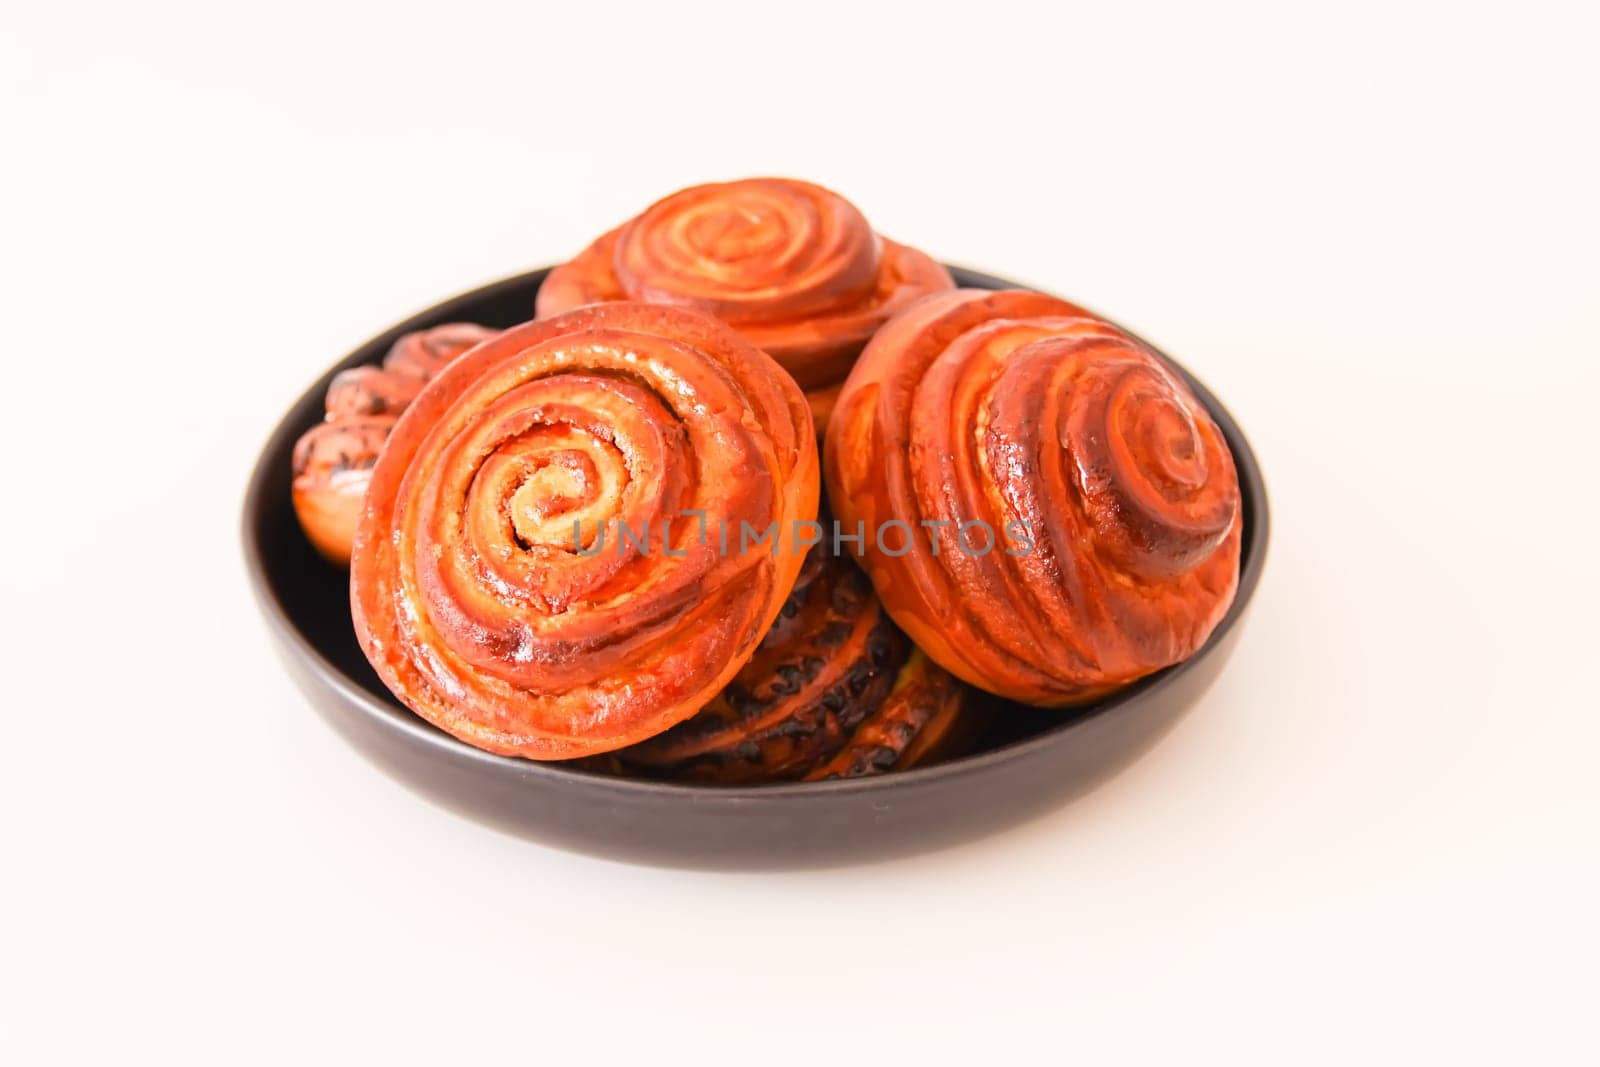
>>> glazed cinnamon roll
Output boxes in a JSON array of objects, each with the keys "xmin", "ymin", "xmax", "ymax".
[
  {"xmin": 351, "ymin": 303, "xmax": 820, "ymax": 760},
  {"xmin": 292, "ymin": 323, "xmax": 494, "ymax": 564},
  {"xmin": 825, "ymin": 290, "xmax": 1243, "ymax": 706},
  {"xmin": 591, "ymin": 547, "xmax": 978, "ymax": 784},
  {"xmin": 536, "ymin": 178, "xmax": 954, "ymax": 431}
]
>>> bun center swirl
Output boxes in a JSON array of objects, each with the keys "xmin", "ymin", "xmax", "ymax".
[
  {"xmin": 988, "ymin": 332, "xmax": 1237, "ymax": 581},
  {"xmin": 615, "ymin": 179, "xmax": 880, "ymax": 323}
]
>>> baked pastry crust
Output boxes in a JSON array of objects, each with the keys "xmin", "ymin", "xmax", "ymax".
[
  {"xmin": 825, "ymin": 289, "xmax": 1242, "ymax": 706},
  {"xmin": 536, "ymin": 178, "xmax": 953, "ymax": 431},
  {"xmin": 292, "ymin": 324, "xmax": 494, "ymax": 564},
  {"xmin": 351, "ymin": 303, "xmax": 819, "ymax": 759},
  {"xmin": 593, "ymin": 547, "xmax": 977, "ymax": 783}
]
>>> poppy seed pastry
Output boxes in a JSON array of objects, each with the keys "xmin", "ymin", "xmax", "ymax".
[
  {"xmin": 825, "ymin": 289, "xmax": 1243, "ymax": 706},
  {"xmin": 536, "ymin": 177, "xmax": 953, "ymax": 432},
  {"xmin": 351, "ymin": 303, "xmax": 819, "ymax": 759},
  {"xmin": 292, "ymin": 323, "xmax": 495, "ymax": 564},
  {"xmin": 592, "ymin": 545, "xmax": 980, "ymax": 783}
]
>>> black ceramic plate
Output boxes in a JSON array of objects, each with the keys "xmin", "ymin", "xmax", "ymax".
[{"xmin": 243, "ymin": 267, "xmax": 1269, "ymax": 869}]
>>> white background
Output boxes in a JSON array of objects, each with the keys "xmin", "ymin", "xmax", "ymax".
[{"xmin": 4, "ymin": 1, "xmax": 1596, "ymax": 1062}]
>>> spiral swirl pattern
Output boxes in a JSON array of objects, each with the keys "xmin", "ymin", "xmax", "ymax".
[
  {"xmin": 351, "ymin": 303, "xmax": 819, "ymax": 759},
  {"xmin": 593, "ymin": 546, "xmax": 977, "ymax": 783},
  {"xmin": 825, "ymin": 289, "xmax": 1242, "ymax": 705},
  {"xmin": 293, "ymin": 323, "xmax": 494, "ymax": 564},
  {"xmin": 536, "ymin": 178, "xmax": 954, "ymax": 430}
]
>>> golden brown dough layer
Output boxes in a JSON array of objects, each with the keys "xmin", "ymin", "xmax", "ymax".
[
  {"xmin": 351, "ymin": 303, "xmax": 819, "ymax": 760},
  {"xmin": 292, "ymin": 323, "xmax": 495, "ymax": 564},
  {"xmin": 590, "ymin": 547, "xmax": 979, "ymax": 784},
  {"xmin": 825, "ymin": 289, "xmax": 1242, "ymax": 706},
  {"xmin": 536, "ymin": 178, "xmax": 954, "ymax": 432}
]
